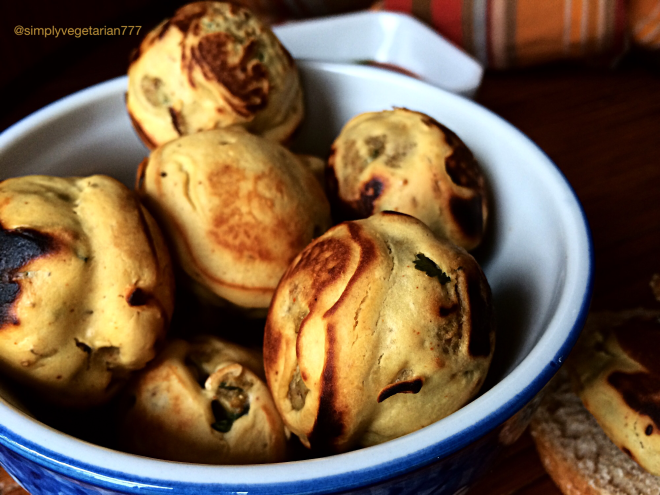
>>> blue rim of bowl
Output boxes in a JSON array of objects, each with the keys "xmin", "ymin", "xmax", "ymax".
[{"xmin": 0, "ymin": 63, "xmax": 594, "ymax": 494}]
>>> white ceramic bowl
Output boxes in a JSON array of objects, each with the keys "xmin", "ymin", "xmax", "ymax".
[
  {"xmin": 0, "ymin": 62, "xmax": 592, "ymax": 495},
  {"xmin": 273, "ymin": 11, "xmax": 484, "ymax": 97}
]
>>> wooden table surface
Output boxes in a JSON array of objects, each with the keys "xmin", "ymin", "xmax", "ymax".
[{"xmin": 0, "ymin": 30, "xmax": 659, "ymax": 495}]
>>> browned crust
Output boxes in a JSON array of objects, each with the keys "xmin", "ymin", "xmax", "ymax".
[
  {"xmin": 355, "ymin": 176, "xmax": 387, "ymax": 217},
  {"xmin": 461, "ymin": 263, "xmax": 494, "ymax": 357},
  {"xmin": 532, "ymin": 425, "xmax": 604, "ymax": 495},
  {"xmin": 135, "ymin": 158, "xmax": 149, "ymax": 191},
  {"xmin": 128, "ymin": 110, "xmax": 157, "ymax": 150},
  {"xmin": 421, "ymin": 113, "xmax": 486, "ymax": 243},
  {"xmin": 607, "ymin": 371, "xmax": 660, "ymax": 435},
  {"xmin": 0, "ymin": 225, "xmax": 60, "ymax": 329},
  {"xmin": 192, "ymin": 34, "xmax": 269, "ymax": 117},
  {"xmin": 168, "ymin": 107, "xmax": 184, "ymax": 136},
  {"xmin": 325, "ymin": 148, "xmax": 344, "ymax": 221},
  {"xmin": 262, "ymin": 317, "xmax": 282, "ymax": 382},
  {"xmin": 323, "ymin": 223, "xmax": 377, "ymax": 319},
  {"xmin": 138, "ymin": 158, "xmax": 279, "ymax": 299},
  {"xmin": 165, "ymin": 212, "xmax": 276, "ymax": 295},
  {"xmin": 169, "ymin": 2, "xmax": 270, "ymax": 119},
  {"xmin": 426, "ymin": 117, "xmax": 482, "ymax": 190},
  {"xmin": 204, "ymin": 165, "xmax": 307, "ymax": 264},
  {"xmin": 449, "ymin": 195, "xmax": 484, "ymax": 241},
  {"xmin": 599, "ymin": 314, "xmax": 660, "ymax": 438},
  {"xmin": 169, "ymin": 2, "xmax": 208, "ymax": 34},
  {"xmin": 308, "ymin": 322, "xmax": 344, "ymax": 454},
  {"xmin": 128, "ymin": 19, "xmax": 168, "ymax": 67},
  {"xmin": 309, "ymin": 222, "xmax": 378, "ymax": 453},
  {"xmin": 134, "ymin": 200, "xmax": 159, "ymax": 270},
  {"xmin": 128, "ymin": 46, "xmax": 141, "ymax": 66},
  {"xmin": 377, "ymin": 378, "xmax": 424, "ymax": 403},
  {"xmin": 289, "ymin": 235, "xmax": 353, "ymax": 307},
  {"xmin": 264, "ymin": 225, "xmax": 357, "ymax": 447},
  {"xmin": 156, "ymin": 19, "xmax": 172, "ymax": 40},
  {"xmin": 126, "ymin": 287, "xmax": 149, "ymax": 306}
]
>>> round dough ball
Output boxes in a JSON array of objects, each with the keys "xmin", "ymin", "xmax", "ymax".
[
  {"xmin": 127, "ymin": 1, "xmax": 303, "ymax": 149},
  {"xmin": 263, "ymin": 211, "xmax": 494, "ymax": 454},
  {"xmin": 0, "ymin": 175, "xmax": 174, "ymax": 408},
  {"xmin": 117, "ymin": 336, "xmax": 287, "ymax": 464},
  {"xmin": 327, "ymin": 108, "xmax": 488, "ymax": 251},
  {"xmin": 137, "ymin": 128, "xmax": 332, "ymax": 311}
]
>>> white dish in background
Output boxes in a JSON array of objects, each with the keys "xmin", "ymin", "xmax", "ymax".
[
  {"xmin": 273, "ymin": 11, "xmax": 484, "ymax": 98},
  {"xmin": 0, "ymin": 62, "xmax": 590, "ymax": 494}
]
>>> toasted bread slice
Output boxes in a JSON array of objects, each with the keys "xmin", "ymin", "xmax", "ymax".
[{"xmin": 531, "ymin": 368, "xmax": 660, "ymax": 495}]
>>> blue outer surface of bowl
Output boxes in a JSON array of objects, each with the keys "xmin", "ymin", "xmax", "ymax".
[
  {"xmin": 0, "ymin": 394, "xmax": 560, "ymax": 494},
  {"xmin": 0, "ymin": 398, "xmax": 544, "ymax": 494},
  {"xmin": 0, "ymin": 62, "xmax": 593, "ymax": 495}
]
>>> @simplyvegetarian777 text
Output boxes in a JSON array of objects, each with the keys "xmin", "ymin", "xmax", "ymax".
[{"xmin": 14, "ymin": 26, "xmax": 142, "ymax": 37}]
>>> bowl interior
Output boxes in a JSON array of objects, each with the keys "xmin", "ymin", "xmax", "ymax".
[{"xmin": 0, "ymin": 61, "xmax": 591, "ymax": 490}]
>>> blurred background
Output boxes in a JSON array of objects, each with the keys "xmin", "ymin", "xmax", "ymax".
[
  {"xmin": 0, "ymin": 0, "xmax": 372, "ymax": 132},
  {"xmin": 2, "ymin": 0, "xmax": 659, "ymax": 133}
]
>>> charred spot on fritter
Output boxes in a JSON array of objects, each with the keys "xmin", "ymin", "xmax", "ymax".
[{"xmin": 1, "ymin": 226, "xmax": 57, "ymax": 327}]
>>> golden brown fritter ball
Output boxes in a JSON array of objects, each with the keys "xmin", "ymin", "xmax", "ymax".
[
  {"xmin": 0, "ymin": 175, "xmax": 174, "ymax": 408},
  {"xmin": 570, "ymin": 310, "xmax": 660, "ymax": 476},
  {"xmin": 117, "ymin": 336, "xmax": 287, "ymax": 464},
  {"xmin": 126, "ymin": 1, "xmax": 303, "ymax": 149},
  {"xmin": 263, "ymin": 211, "xmax": 494, "ymax": 454},
  {"xmin": 136, "ymin": 128, "xmax": 332, "ymax": 312},
  {"xmin": 327, "ymin": 108, "xmax": 488, "ymax": 251}
]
